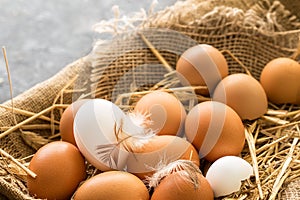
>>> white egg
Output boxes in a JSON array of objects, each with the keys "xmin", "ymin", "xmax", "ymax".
[
  {"xmin": 73, "ymin": 99, "xmax": 151, "ymax": 172},
  {"xmin": 205, "ymin": 156, "xmax": 253, "ymax": 197},
  {"xmin": 74, "ymin": 99, "xmax": 129, "ymax": 171}
]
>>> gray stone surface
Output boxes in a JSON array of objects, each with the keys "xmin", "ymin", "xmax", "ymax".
[{"xmin": 0, "ymin": 0, "xmax": 176, "ymax": 103}]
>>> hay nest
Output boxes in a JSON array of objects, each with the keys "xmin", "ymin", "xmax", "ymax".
[{"xmin": 0, "ymin": 0, "xmax": 300, "ymax": 199}]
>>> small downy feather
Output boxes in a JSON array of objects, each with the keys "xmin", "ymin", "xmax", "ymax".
[
  {"xmin": 95, "ymin": 113, "xmax": 155, "ymax": 169},
  {"xmin": 146, "ymin": 159, "xmax": 202, "ymax": 190}
]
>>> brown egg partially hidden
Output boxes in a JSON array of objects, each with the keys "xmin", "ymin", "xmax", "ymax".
[
  {"xmin": 151, "ymin": 171, "xmax": 214, "ymax": 200},
  {"xmin": 74, "ymin": 171, "xmax": 149, "ymax": 200},
  {"xmin": 260, "ymin": 57, "xmax": 300, "ymax": 105},
  {"xmin": 134, "ymin": 91, "xmax": 186, "ymax": 136},
  {"xmin": 60, "ymin": 99, "xmax": 90, "ymax": 146},
  {"xmin": 213, "ymin": 73, "xmax": 268, "ymax": 120},
  {"xmin": 27, "ymin": 141, "xmax": 86, "ymax": 200},
  {"xmin": 185, "ymin": 101, "xmax": 245, "ymax": 162},
  {"xmin": 176, "ymin": 44, "xmax": 228, "ymax": 95},
  {"xmin": 126, "ymin": 135, "xmax": 200, "ymax": 179}
]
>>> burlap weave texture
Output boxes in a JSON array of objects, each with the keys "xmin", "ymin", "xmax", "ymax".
[{"xmin": 0, "ymin": 0, "xmax": 299, "ymax": 199}]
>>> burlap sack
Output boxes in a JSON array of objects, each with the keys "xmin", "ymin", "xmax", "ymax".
[{"xmin": 0, "ymin": 0, "xmax": 299, "ymax": 199}]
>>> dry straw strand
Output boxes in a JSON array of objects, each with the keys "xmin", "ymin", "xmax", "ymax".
[
  {"xmin": 267, "ymin": 109, "xmax": 288, "ymax": 116},
  {"xmin": 2, "ymin": 47, "xmax": 16, "ymax": 123},
  {"xmin": 114, "ymin": 85, "xmax": 210, "ymax": 106},
  {"xmin": 1, "ymin": 47, "xmax": 54, "ymax": 153},
  {"xmin": 263, "ymin": 121, "xmax": 300, "ymax": 133},
  {"xmin": 138, "ymin": 32, "xmax": 174, "ymax": 73},
  {"xmin": 261, "ymin": 115, "xmax": 290, "ymax": 125},
  {"xmin": 269, "ymin": 137, "xmax": 299, "ymax": 200},
  {"xmin": 255, "ymin": 134, "xmax": 289, "ymax": 154},
  {"xmin": 0, "ymin": 104, "xmax": 60, "ymax": 124},
  {"xmin": 291, "ymin": 34, "xmax": 300, "ymax": 60},
  {"xmin": 0, "ymin": 148, "xmax": 36, "ymax": 179},
  {"xmin": 20, "ymin": 131, "xmax": 49, "ymax": 151},
  {"xmin": 221, "ymin": 49, "xmax": 252, "ymax": 76},
  {"xmin": 244, "ymin": 126, "xmax": 264, "ymax": 199},
  {"xmin": 0, "ymin": 124, "xmax": 59, "ymax": 131},
  {"xmin": 50, "ymin": 75, "xmax": 78, "ymax": 135},
  {"xmin": 0, "ymin": 104, "xmax": 68, "ymax": 139}
]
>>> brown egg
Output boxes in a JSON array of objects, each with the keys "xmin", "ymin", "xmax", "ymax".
[
  {"xmin": 27, "ymin": 141, "xmax": 86, "ymax": 200},
  {"xmin": 260, "ymin": 57, "xmax": 300, "ymax": 105},
  {"xmin": 73, "ymin": 171, "xmax": 149, "ymax": 200},
  {"xmin": 151, "ymin": 171, "xmax": 214, "ymax": 200},
  {"xmin": 176, "ymin": 44, "xmax": 228, "ymax": 95},
  {"xmin": 134, "ymin": 91, "xmax": 186, "ymax": 136},
  {"xmin": 126, "ymin": 135, "xmax": 200, "ymax": 179},
  {"xmin": 213, "ymin": 73, "xmax": 268, "ymax": 120},
  {"xmin": 60, "ymin": 99, "xmax": 90, "ymax": 146},
  {"xmin": 185, "ymin": 101, "xmax": 245, "ymax": 162}
]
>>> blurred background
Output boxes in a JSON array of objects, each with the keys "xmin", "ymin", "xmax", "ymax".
[{"xmin": 0, "ymin": 0, "xmax": 177, "ymax": 103}]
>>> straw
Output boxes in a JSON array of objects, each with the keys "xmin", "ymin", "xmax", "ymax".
[
  {"xmin": 0, "ymin": 148, "xmax": 37, "ymax": 179},
  {"xmin": 0, "ymin": 104, "xmax": 68, "ymax": 140},
  {"xmin": 138, "ymin": 33, "xmax": 174, "ymax": 73}
]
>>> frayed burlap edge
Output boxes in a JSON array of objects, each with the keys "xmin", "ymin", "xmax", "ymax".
[{"xmin": 0, "ymin": 57, "xmax": 90, "ymax": 200}]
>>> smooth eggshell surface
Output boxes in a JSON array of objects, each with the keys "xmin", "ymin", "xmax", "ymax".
[
  {"xmin": 74, "ymin": 99, "xmax": 129, "ymax": 171},
  {"xmin": 74, "ymin": 171, "xmax": 149, "ymax": 200},
  {"xmin": 185, "ymin": 101, "xmax": 245, "ymax": 162},
  {"xmin": 176, "ymin": 44, "xmax": 228, "ymax": 95},
  {"xmin": 59, "ymin": 99, "xmax": 90, "ymax": 146},
  {"xmin": 205, "ymin": 156, "xmax": 253, "ymax": 197},
  {"xmin": 27, "ymin": 141, "xmax": 86, "ymax": 200},
  {"xmin": 260, "ymin": 57, "xmax": 300, "ymax": 105},
  {"xmin": 134, "ymin": 91, "xmax": 186, "ymax": 136},
  {"xmin": 126, "ymin": 135, "xmax": 200, "ymax": 179},
  {"xmin": 151, "ymin": 171, "xmax": 214, "ymax": 200},
  {"xmin": 213, "ymin": 73, "xmax": 268, "ymax": 120}
]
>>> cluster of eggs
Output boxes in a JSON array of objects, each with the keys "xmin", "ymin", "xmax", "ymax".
[
  {"xmin": 26, "ymin": 43, "xmax": 300, "ymax": 200},
  {"xmin": 178, "ymin": 44, "xmax": 300, "ymax": 108}
]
